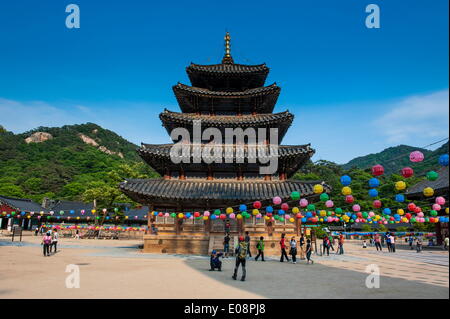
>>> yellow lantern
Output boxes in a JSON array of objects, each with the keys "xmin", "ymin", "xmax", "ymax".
[
  {"xmin": 76, "ymin": 217, "xmax": 80, "ymax": 220},
  {"xmin": 292, "ymin": 207, "xmax": 299, "ymax": 214},
  {"xmin": 203, "ymin": 216, "xmax": 208, "ymax": 220},
  {"xmin": 252, "ymin": 209, "xmax": 259, "ymax": 216},
  {"xmin": 125, "ymin": 216, "xmax": 129, "ymax": 219},
  {"xmin": 27, "ymin": 215, "xmax": 31, "ymax": 219},
  {"xmin": 341, "ymin": 186, "xmax": 352, "ymax": 195},
  {"xmin": 397, "ymin": 209, "xmax": 404, "ymax": 215},
  {"xmin": 320, "ymin": 210, "xmax": 326, "ymax": 217},
  {"xmin": 395, "ymin": 181, "xmax": 406, "ymax": 191},
  {"xmin": 178, "ymin": 213, "xmax": 184, "ymax": 218},
  {"xmin": 91, "ymin": 209, "xmax": 96, "ymax": 214},
  {"xmin": 264, "ymin": 216, "xmax": 270, "ymax": 220},
  {"xmin": 446, "ymin": 208, "xmax": 449, "ymax": 214},
  {"xmin": 423, "ymin": 187, "xmax": 434, "ymax": 197},
  {"xmin": 236, "ymin": 214, "xmax": 243, "ymax": 220},
  {"xmin": 226, "ymin": 207, "xmax": 233, "ymax": 214},
  {"xmin": 313, "ymin": 184, "xmax": 324, "ymax": 194},
  {"xmin": 289, "ymin": 218, "xmax": 295, "ymax": 223}
]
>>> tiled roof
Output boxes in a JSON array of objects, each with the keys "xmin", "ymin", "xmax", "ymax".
[
  {"xmin": 0, "ymin": 195, "xmax": 45, "ymax": 212},
  {"xmin": 119, "ymin": 179, "xmax": 330, "ymax": 202},
  {"xmin": 173, "ymin": 83, "xmax": 280, "ymax": 98},
  {"xmin": 47, "ymin": 200, "xmax": 94, "ymax": 213},
  {"xmin": 187, "ymin": 63, "xmax": 269, "ymax": 74},
  {"xmin": 406, "ymin": 167, "xmax": 449, "ymax": 196},
  {"xmin": 160, "ymin": 109, "xmax": 293, "ymax": 127}
]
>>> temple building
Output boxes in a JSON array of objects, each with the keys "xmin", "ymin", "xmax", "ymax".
[{"xmin": 120, "ymin": 33, "xmax": 330, "ymax": 254}]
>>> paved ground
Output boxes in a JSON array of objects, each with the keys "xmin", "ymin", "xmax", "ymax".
[{"xmin": 0, "ymin": 236, "xmax": 448, "ymax": 299}]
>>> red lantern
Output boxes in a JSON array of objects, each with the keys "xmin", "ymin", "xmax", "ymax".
[
  {"xmin": 219, "ymin": 214, "xmax": 226, "ymax": 220},
  {"xmin": 296, "ymin": 213, "xmax": 302, "ymax": 219},
  {"xmin": 405, "ymin": 213, "xmax": 411, "ymax": 219},
  {"xmin": 281, "ymin": 203, "xmax": 289, "ymax": 211},
  {"xmin": 373, "ymin": 200, "xmax": 382, "ymax": 208},
  {"xmin": 194, "ymin": 211, "xmax": 200, "ymax": 218},
  {"xmin": 345, "ymin": 195, "xmax": 354, "ymax": 204},
  {"xmin": 401, "ymin": 167, "xmax": 414, "ymax": 178},
  {"xmin": 407, "ymin": 203, "xmax": 416, "ymax": 211},
  {"xmin": 371, "ymin": 164, "xmax": 384, "ymax": 176},
  {"xmin": 253, "ymin": 201, "xmax": 262, "ymax": 209},
  {"xmin": 414, "ymin": 207, "xmax": 422, "ymax": 213},
  {"xmin": 357, "ymin": 212, "xmax": 362, "ymax": 218},
  {"xmin": 158, "ymin": 212, "xmax": 163, "ymax": 217}
]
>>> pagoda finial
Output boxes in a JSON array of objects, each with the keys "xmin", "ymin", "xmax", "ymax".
[{"xmin": 222, "ymin": 31, "xmax": 234, "ymax": 64}]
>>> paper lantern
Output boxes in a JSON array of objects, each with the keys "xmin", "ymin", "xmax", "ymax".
[
  {"xmin": 220, "ymin": 214, "xmax": 226, "ymax": 220},
  {"xmin": 229, "ymin": 213, "xmax": 235, "ymax": 219},
  {"xmin": 371, "ymin": 164, "xmax": 384, "ymax": 176},
  {"xmin": 325, "ymin": 200, "xmax": 334, "ymax": 208},
  {"xmin": 193, "ymin": 211, "xmax": 200, "ymax": 218},
  {"xmin": 236, "ymin": 214, "xmax": 243, "ymax": 220},
  {"xmin": 436, "ymin": 196, "xmax": 446, "ymax": 205},
  {"xmin": 252, "ymin": 209, "xmax": 259, "ymax": 216},
  {"xmin": 292, "ymin": 207, "xmax": 300, "ymax": 214},
  {"xmin": 352, "ymin": 204, "xmax": 361, "ymax": 212},
  {"xmin": 373, "ymin": 200, "xmax": 382, "ymax": 208},
  {"xmin": 414, "ymin": 206, "xmax": 422, "ymax": 213},
  {"xmin": 335, "ymin": 208, "xmax": 343, "ymax": 214},
  {"xmin": 438, "ymin": 154, "xmax": 449, "ymax": 166},
  {"xmin": 266, "ymin": 206, "xmax": 274, "ymax": 213},
  {"xmin": 368, "ymin": 189, "xmax": 378, "ymax": 198},
  {"xmin": 299, "ymin": 199, "xmax": 308, "ymax": 207},
  {"xmin": 340, "ymin": 175, "xmax": 351, "ymax": 186},
  {"xmin": 395, "ymin": 194, "xmax": 405, "ymax": 202},
  {"xmin": 407, "ymin": 203, "xmax": 416, "ymax": 211},
  {"xmin": 272, "ymin": 197, "xmax": 282, "ymax": 205},
  {"xmin": 432, "ymin": 204, "xmax": 441, "ymax": 211},
  {"xmin": 313, "ymin": 184, "xmax": 324, "ymax": 194},
  {"xmin": 401, "ymin": 167, "xmax": 414, "ymax": 178},
  {"xmin": 345, "ymin": 195, "xmax": 354, "ymax": 204},
  {"xmin": 383, "ymin": 208, "xmax": 392, "ymax": 215},
  {"xmin": 290, "ymin": 191, "xmax": 300, "ymax": 201},
  {"xmin": 319, "ymin": 193, "xmax": 329, "ymax": 202},
  {"xmin": 397, "ymin": 209, "xmax": 404, "ymax": 215},
  {"xmin": 178, "ymin": 213, "xmax": 184, "ymax": 218},
  {"xmin": 239, "ymin": 204, "xmax": 247, "ymax": 212},
  {"xmin": 423, "ymin": 187, "xmax": 434, "ymax": 197},
  {"xmin": 307, "ymin": 204, "xmax": 315, "ymax": 211},
  {"xmin": 281, "ymin": 203, "xmax": 289, "ymax": 211},
  {"xmin": 341, "ymin": 186, "xmax": 352, "ymax": 196},
  {"xmin": 409, "ymin": 151, "xmax": 424, "ymax": 162},
  {"xmin": 395, "ymin": 181, "xmax": 406, "ymax": 191},
  {"xmin": 430, "ymin": 210, "xmax": 438, "ymax": 217},
  {"xmin": 368, "ymin": 178, "xmax": 380, "ymax": 188},
  {"xmin": 426, "ymin": 171, "xmax": 439, "ymax": 181},
  {"xmin": 289, "ymin": 218, "xmax": 295, "ymax": 223},
  {"xmin": 253, "ymin": 201, "xmax": 262, "ymax": 209},
  {"xmin": 226, "ymin": 207, "xmax": 234, "ymax": 214}
]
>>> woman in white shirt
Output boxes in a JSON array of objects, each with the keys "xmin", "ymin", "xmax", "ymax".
[{"xmin": 289, "ymin": 237, "xmax": 298, "ymax": 264}]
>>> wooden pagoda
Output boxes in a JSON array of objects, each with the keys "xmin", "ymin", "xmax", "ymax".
[{"xmin": 120, "ymin": 33, "xmax": 330, "ymax": 254}]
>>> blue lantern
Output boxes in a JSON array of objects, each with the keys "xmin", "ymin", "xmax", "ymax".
[
  {"xmin": 278, "ymin": 210, "xmax": 284, "ymax": 215},
  {"xmin": 368, "ymin": 178, "xmax": 380, "ymax": 188},
  {"xmin": 383, "ymin": 208, "xmax": 391, "ymax": 215},
  {"xmin": 340, "ymin": 175, "xmax": 351, "ymax": 186},
  {"xmin": 21, "ymin": 211, "xmax": 26, "ymax": 215},
  {"xmin": 301, "ymin": 217, "xmax": 307, "ymax": 223},
  {"xmin": 439, "ymin": 154, "xmax": 449, "ymax": 166},
  {"xmin": 211, "ymin": 214, "xmax": 216, "ymax": 220},
  {"xmin": 70, "ymin": 210, "xmax": 75, "ymax": 214},
  {"xmin": 306, "ymin": 212, "xmax": 313, "ymax": 218},
  {"xmin": 239, "ymin": 204, "xmax": 247, "ymax": 212},
  {"xmin": 368, "ymin": 189, "xmax": 378, "ymax": 197},
  {"xmin": 266, "ymin": 206, "xmax": 274, "ymax": 213},
  {"xmin": 395, "ymin": 194, "xmax": 405, "ymax": 202}
]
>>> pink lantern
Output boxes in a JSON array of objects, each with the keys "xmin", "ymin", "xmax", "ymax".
[
  {"xmin": 369, "ymin": 211, "xmax": 375, "ymax": 217},
  {"xmin": 327, "ymin": 217, "xmax": 333, "ymax": 222},
  {"xmin": 81, "ymin": 210, "xmax": 85, "ymax": 215},
  {"xmin": 417, "ymin": 212, "xmax": 424, "ymax": 218},
  {"xmin": 299, "ymin": 199, "xmax": 308, "ymax": 207},
  {"xmin": 325, "ymin": 200, "xmax": 334, "ymax": 208},
  {"xmin": 436, "ymin": 197, "xmax": 446, "ymax": 205},
  {"xmin": 256, "ymin": 214, "xmax": 262, "ymax": 219},
  {"xmin": 203, "ymin": 211, "xmax": 210, "ymax": 217},
  {"xmin": 273, "ymin": 196, "xmax": 282, "ymax": 205},
  {"xmin": 229, "ymin": 213, "xmax": 235, "ymax": 219},
  {"xmin": 432, "ymin": 204, "xmax": 442, "ymax": 211},
  {"xmin": 352, "ymin": 204, "xmax": 361, "ymax": 212},
  {"xmin": 373, "ymin": 200, "xmax": 382, "ymax": 208},
  {"xmin": 281, "ymin": 203, "xmax": 289, "ymax": 211},
  {"xmin": 164, "ymin": 213, "xmax": 170, "ymax": 217},
  {"xmin": 409, "ymin": 151, "xmax": 424, "ymax": 162}
]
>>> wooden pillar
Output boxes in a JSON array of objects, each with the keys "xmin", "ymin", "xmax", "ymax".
[
  {"xmin": 207, "ymin": 167, "xmax": 213, "ymax": 180},
  {"xmin": 180, "ymin": 168, "xmax": 186, "ymax": 180},
  {"xmin": 147, "ymin": 204, "xmax": 154, "ymax": 230},
  {"xmin": 175, "ymin": 203, "xmax": 182, "ymax": 235},
  {"xmin": 164, "ymin": 168, "xmax": 171, "ymax": 180}
]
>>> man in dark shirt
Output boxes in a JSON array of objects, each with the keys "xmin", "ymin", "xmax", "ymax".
[
  {"xmin": 223, "ymin": 233, "xmax": 230, "ymax": 257},
  {"xmin": 245, "ymin": 231, "xmax": 252, "ymax": 257}
]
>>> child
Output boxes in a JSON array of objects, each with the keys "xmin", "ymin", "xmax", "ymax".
[
  {"xmin": 209, "ymin": 250, "xmax": 223, "ymax": 271},
  {"xmin": 306, "ymin": 239, "xmax": 314, "ymax": 264},
  {"xmin": 362, "ymin": 240, "xmax": 367, "ymax": 248}
]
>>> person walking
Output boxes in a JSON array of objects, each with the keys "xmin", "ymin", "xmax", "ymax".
[
  {"xmin": 416, "ymin": 237, "xmax": 423, "ymax": 253},
  {"xmin": 255, "ymin": 236, "xmax": 265, "ymax": 261},
  {"xmin": 323, "ymin": 236, "xmax": 330, "ymax": 256},
  {"xmin": 389, "ymin": 233, "xmax": 396, "ymax": 253},
  {"xmin": 51, "ymin": 228, "xmax": 59, "ymax": 253},
  {"xmin": 224, "ymin": 220, "xmax": 231, "ymax": 234},
  {"xmin": 289, "ymin": 237, "xmax": 297, "ymax": 263},
  {"xmin": 374, "ymin": 233, "xmax": 382, "ymax": 251},
  {"xmin": 385, "ymin": 232, "xmax": 392, "ymax": 252},
  {"xmin": 306, "ymin": 239, "xmax": 314, "ymax": 264},
  {"xmin": 279, "ymin": 233, "xmax": 290, "ymax": 262},
  {"xmin": 244, "ymin": 231, "xmax": 252, "ymax": 257},
  {"xmin": 408, "ymin": 236, "xmax": 414, "ymax": 250},
  {"xmin": 299, "ymin": 234, "xmax": 305, "ymax": 260},
  {"xmin": 232, "ymin": 236, "xmax": 248, "ymax": 281},
  {"xmin": 328, "ymin": 235, "xmax": 335, "ymax": 252},
  {"xmin": 223, "ymin": 233, "xmax": 230, "ymax": 257},
  {"xmin": 337, "ymin": 233, "xmax": 345, "ymax": 255},
  {"xmin": 42, "ymin": 231, "xmax": 52, "ymax": 257},
  {"xmin": 444, "ymin": 235, "xmax": 449, "ymax": 250},
  {"xmin": 34, "ymin": 226, "xmax": 39, "ymax": 236}
]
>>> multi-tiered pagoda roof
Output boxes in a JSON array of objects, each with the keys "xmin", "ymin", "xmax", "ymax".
[{"xmin": 120, "ymin": 33, "xmax": 329, "ymax": 210}]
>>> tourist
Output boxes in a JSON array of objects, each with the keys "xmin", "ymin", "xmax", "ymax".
[
  {"xmin": 305, "ymin": 239, "xmax": 314, "ymax": 264},
  {"xmin": 289, "ymin": 237, "xmax": 297, "ymax": 263},
  {"xmin": 75, "ymin": 229, "xmax": 80, "ymax": 239},
  {"xmin": 362, "ymin": 239, "xmax": 367, "ymax": 249},
  {"xmin": 408, "ymin": 236, "xmax": 414, "ymax": 250},
  {"xmin": 34, "ymin": 226, "xmax": 39, "ymax": 236},
  {"xmin": 255, "ymin": 236, "xmax": 265, "ymax": 261},
  {"xmin": 223, "ymin": 233, "xmax": 230, "ymax": 257},
  {"xmin": 279, "ymin": 233, "xmax": 290, "ymax": 262},
  {"xmin": 42, "ymin": 231, "xmax": 52, "ymax": 257},
  {"xmin": 385, "ymin": 232, "xmax": 392, "ymax": 252},
  {"xmin": 232, "ymin": 236, "xmax": 248, "ymax": 281},
  {"xmin": 416, "ymin": 237, "xmax": 423, "ymax": 253},
  {"xmin": 328, "ymin": 235, "xmax": 335, "ymax": 252},
  {"xmin": 224, "ymin": 220, "xmax": 231, "ymax": 234},
  {"xmin": 52, "ymin": 228, "xmax": 59, "ymax": 253},
  {"xmin": 244, "ymin": 231, "xmax": 252, "ymax": 257},
  {"xmin": 444, "ymin": 235, "xmax": 449, "ymax": 250},
  {"xmin": 337, "ymin": 233, "xmax": 345, "ymax": 255},
  {"xmin": 209, "ymin": 250, "xmax": 223, "ymax": 271},
  {"xmin": 322, "ymin": 236, "xmax": 330, "ymax": 256},
  {"xmin": 389, "ymin": 233, "xmax": 396, "ymax": 252},
  {"xmin": 374, "ymin": 233, "xmax": 382, "ymax": 251},
  {"xmin": 299, "ymin": 234, "xmax": 305, "ymax": 259}
]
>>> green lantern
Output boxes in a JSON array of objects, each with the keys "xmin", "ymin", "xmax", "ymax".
[
  {"xmin": 430, "ymin": 210, "xmax": 438, "ymax": 216},
  {"xmin": 319, "ymin": 193, "xmax": 329, "ymax": 202},
  {"xmin": 307, "ymin": 204, "xmax": 315, "ymax": 211},
  {"xmin": 214, "ymin": 209, "xmax": 221, "ymax": 215},
  {"xmin": 170, "ymin": 213, "xmax": 176, "ymax": 218},
  {"xmin": 426, "ymin": 171, "xmax": 439, "ymax": 181},
  {"xmin": 335, "ymin": 207, "xmax": 343, "ymax": 214},
  {"xmin": 290, "ymin": 191, "xmax": 300, "ymax": 201}
]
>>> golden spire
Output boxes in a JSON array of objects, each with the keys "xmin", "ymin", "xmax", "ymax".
[{"xmin": 222, "ymin": 31, "xmax": 234, "ymax": 64}]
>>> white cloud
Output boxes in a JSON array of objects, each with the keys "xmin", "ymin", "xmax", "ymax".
[{"xmin": 374, "ymin": 89, "xmax": 449, "ymax": 143}]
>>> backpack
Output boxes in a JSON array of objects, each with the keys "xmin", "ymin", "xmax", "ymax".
[
  {"xmin": 238, "ymin": 242, "xmax": 248, "ymax": 259},
  {"xmin": 43, "ymin": 236, "xmax": 52, "ymax": 245}
]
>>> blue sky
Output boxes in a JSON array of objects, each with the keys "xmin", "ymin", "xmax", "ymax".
[{"xmin": 0, "ymin": 0, "xmax": 448, "ymax": 163}]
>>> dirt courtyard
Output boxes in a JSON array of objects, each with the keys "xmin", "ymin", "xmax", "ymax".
[{"xmin": 0, "ymin": 235, "xmax": 448, "ymax": 299}]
